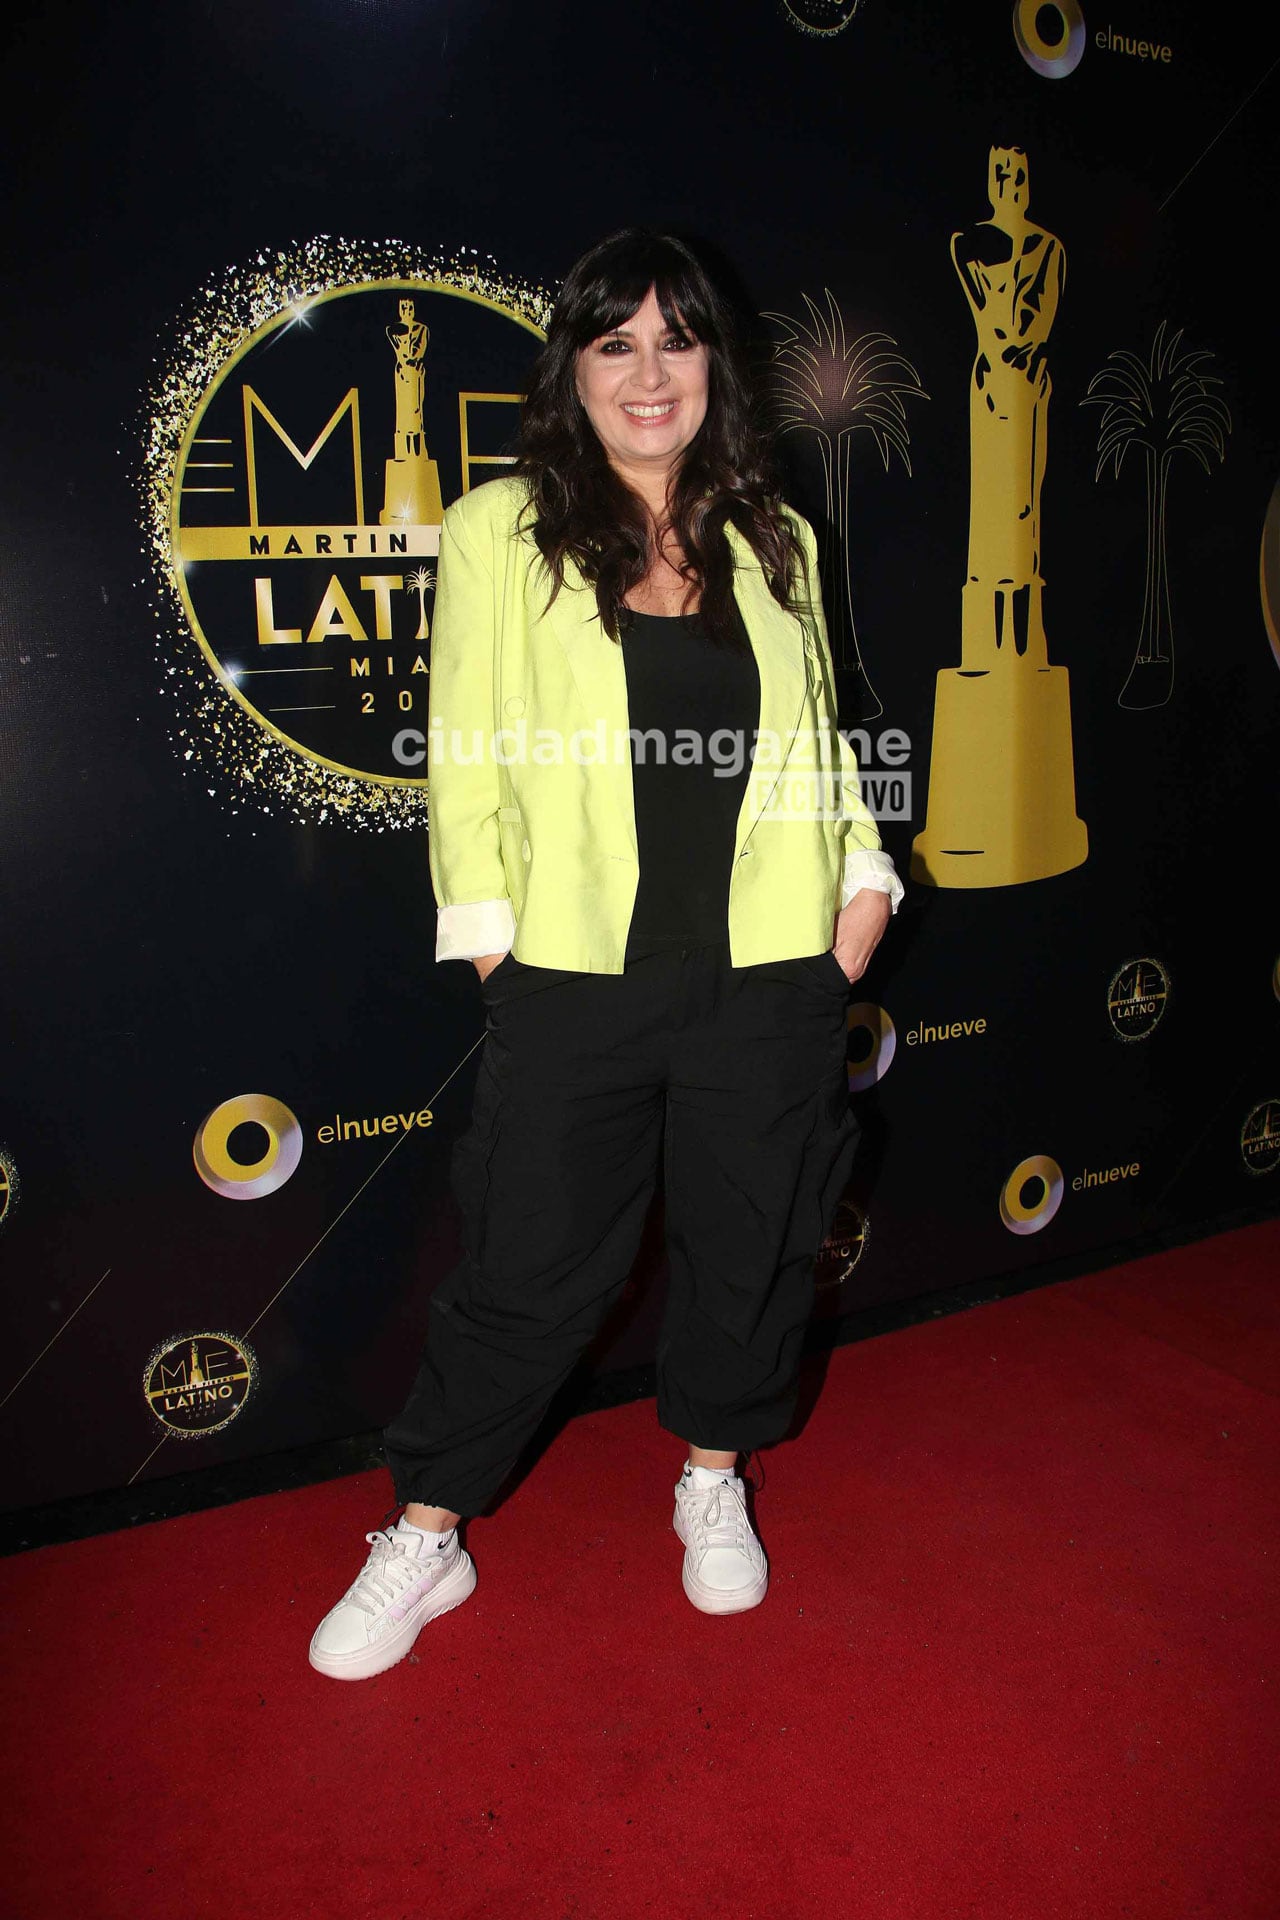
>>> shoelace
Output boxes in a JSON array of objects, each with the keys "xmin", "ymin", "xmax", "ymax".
[
  {"xmin": 347, "ymin": 1530, "xmax": 438, "ymax": 1616},
  {"xmin": 686, "ymin": 1483, "xmax": 751, "ymax": 1555}
]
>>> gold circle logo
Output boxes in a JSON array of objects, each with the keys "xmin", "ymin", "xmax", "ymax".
[
  {"xmin": 815, "ymin": 1199, "xmax": 870, "ymax": 1289},
  {"xmin": 194, "ymin": 1093, "xmax": 303, "ymax": 1200},
  {"xmin": 149, "ymin": 243, "xmax": 552, "ymax": 825},
  {"xmin": 0, "ymin": 1147, "xmax": 17, "ymax": 1229},
  {"xmin": 1107, "ymin": 956, "xmax": 1170, "ymax": 1042},
  {"xmin": 1013, "ymin": 0, "xmax": 1086, "ymax": 77},
  {"xmin": 1240, "ymin": 1100, "xmax": 1280, "ymax": 1177},
  {"xmin": 999, "ymin": 1153, "xmax": 1065, "ymax": 1235},
  {"xmin": 780, "ymin": 1, "xmax": 864, "ymax": 34},
  {"xmin": 143, "ymin": 1331, "xmax": 257, "ymax": 1437},
  {"xmin": 847, "ymin": 1002, "xmax": 897, "ymax": 1091}
]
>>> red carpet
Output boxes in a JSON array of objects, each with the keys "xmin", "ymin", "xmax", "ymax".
[{"xmin": 3, "ymin": 1221, "xmax": 1278, "ymax": 1920}]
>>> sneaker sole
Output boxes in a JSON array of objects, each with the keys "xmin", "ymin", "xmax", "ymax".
[
  {"xmin": 308, "ymin": 1550, "xmax": 477, "ymax": 1681},
  {"xmin": 672, "ymin": 1505, "xmax": 768, "ymax": 1616}
]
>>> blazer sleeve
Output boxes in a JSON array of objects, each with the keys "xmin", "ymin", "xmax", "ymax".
[
  {"xmin": 427, "ymin": 502, "xmax": 517, "ymax": 962},
  {"xmin": 795, "ymin": 514, "xmax": 904, "ymax": 913}
]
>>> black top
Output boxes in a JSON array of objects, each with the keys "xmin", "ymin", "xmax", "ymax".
[{"xmin": 621, "ymin": 602, "xmax": 760, "ymax": 957}]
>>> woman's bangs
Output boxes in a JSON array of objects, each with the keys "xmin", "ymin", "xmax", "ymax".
[
  {"xmin": 569, "ymin": 272, "xmax": 658, "ymax": 347},
  {"xmin": 653, "ymin": 273, "xmax": 719, "ymax": 347},
  {"xmin": 564, "ymin": 239, "xmax": 721, "ymax": 350}
]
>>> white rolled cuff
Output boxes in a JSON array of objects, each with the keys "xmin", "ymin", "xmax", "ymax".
[
  {"xmin": 435, "ymin": 898, "xmax": 516, "ymax": 963},
  {"xmin": 840, "ymin": 848, "xmax": 904, "ymax": 913}
]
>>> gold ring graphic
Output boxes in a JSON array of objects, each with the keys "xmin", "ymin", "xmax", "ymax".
[
  {"xmin": 781, "ymin": 1, "xmax": 863, "ymax": 35},
  {"xmin": 999, "ymin": 1153, "xmax": 1065, "ymax": 1234},
  {"xmin": 1262, "ymin": 479, "xmax": 1280, "ymax": 671},
  {"xmin": 847, "ymin": 1003, "xmax": 897, "ymax": 1092},
  {"xmin": 1013, "ymin": 0, "xmax": 1086, "ymax": 77},
  {"xmin": 194, "ymin": 1093, "xmax": 302, "ymax": 1200}
]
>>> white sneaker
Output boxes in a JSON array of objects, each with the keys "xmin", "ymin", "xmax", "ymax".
[
  {"xmin": 309, "ymin": 1523, "xmax": 476, "ymax": 1681},
  {"xmin": 673, "ymin": 1474, "xmax": 768, "ymax": 1615}
]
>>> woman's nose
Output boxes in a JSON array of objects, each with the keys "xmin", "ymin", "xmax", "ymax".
[{"xmin": 631, "ymin": 347, "xmax": 669, "ymax": 391}]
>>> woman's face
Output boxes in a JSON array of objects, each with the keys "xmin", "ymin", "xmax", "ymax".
[{"xmin": 574, "ymin": 285, "xmax": 710, "ymax": 478}]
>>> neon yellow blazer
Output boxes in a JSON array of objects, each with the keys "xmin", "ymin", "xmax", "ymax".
[{"xmin": 427, "ymin": 476, "xmax": 899, "ymax": 972}]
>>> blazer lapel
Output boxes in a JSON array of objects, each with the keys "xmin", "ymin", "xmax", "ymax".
[
  {"xmin": 542, "ymin": 557, "xmax": 635, "ymax": 840},
  {"xmin": 728, "ymin": 524, "xmax": 808, "ymax": 835}
]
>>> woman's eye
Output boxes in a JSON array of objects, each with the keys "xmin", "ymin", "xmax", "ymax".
[
  {"xmin": 664, "ymin": 334, "xmax": 694, "ymax": 351},
  {"xmin": 598, "ymin": 338, "xmax": 630, "ymax": 354}
]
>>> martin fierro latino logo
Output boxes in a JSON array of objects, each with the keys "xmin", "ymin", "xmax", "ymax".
[
  {"xmin": 152, "ymin": 244, "xmax": 551, "ymax": 827},
  {"xmin": 1107, "ymin": 958, "xmax": 1170, "ymax": 1041},
  {"xmin": 815, "ymin": 1199, "xmax": 869, "ymax": 1289},
  {"xmin": 143, "ymin": 1332, "xmax": 257, "ymax": 1437},
  {"xmin": 1241, "ymin": 1100, "xmax": 1280, "ymax": 1177},
  {"xmin": 171, "ymin": 281, "xmax": 540, "ymax": 785}
]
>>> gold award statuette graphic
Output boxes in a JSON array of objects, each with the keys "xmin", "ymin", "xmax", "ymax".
[
  {"xmin": 153, "ymin": 244, "xmax": 550, "ymax": 824},
  {"xmin": 382, "ymin": 298, "xmax": 444, "ymax": 528},
  {"xmin": 143, "ymin": 1332, "xmax": 257, "ymax": 1438},
  {"xmin": 912, "ymin": 147, "xmax": 1088, "ymax": 890}
]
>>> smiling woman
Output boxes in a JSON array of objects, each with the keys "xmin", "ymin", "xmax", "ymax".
[
  {"xmin": 307, "ymin": 228, "xmax": 903, "ymax": 1683},
  {"xmin": 574, "ymin": 287, "xmax": 710, "ymax": 485},
  {"xmin": 515, "ymin": 228, "xmax": 805, "ymax": 649}
]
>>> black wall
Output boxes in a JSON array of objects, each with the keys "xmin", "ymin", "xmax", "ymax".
[{"xmin": 2, "ymin": 0, "xmax": 1276, "ymax": 1512}]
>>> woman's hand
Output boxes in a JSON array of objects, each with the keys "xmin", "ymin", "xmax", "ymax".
[
  {"xmin": 832, "ymin": 891, "xmax": 891, "ymax": 984},
  {"xmin": 473, "ymin": 952, "xmax": 509, "ymax": 983}
]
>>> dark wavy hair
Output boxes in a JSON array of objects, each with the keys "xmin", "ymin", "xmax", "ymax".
[{"xmin": 514, "ymin": 228, "xmax": 806, "ymax": 648}]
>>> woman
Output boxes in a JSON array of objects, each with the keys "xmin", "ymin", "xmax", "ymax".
[{"xmin": 310, "ymin": 230, "xmax": 902, "ymax": 1681}]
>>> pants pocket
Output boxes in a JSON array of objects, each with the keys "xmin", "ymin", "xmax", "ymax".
[
  {"xmin": 798, "ymin": 949, "xmax": 852, "ymax": 995},
  {"xmin": 449, "ymin": 1052, "xmax": 505, "ymax": 1273},
  {"xmin": 481, "ymin": 953, "xmax": 578, "ymax": 1007}
]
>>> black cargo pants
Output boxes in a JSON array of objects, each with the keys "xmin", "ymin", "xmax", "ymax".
[{"xmin": 384, "ymin": 942, "xmax": 857, "ymax": 1516}]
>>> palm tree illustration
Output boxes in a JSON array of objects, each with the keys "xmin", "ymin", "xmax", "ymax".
[
  {"xmin": 765, "ymin": 290, "xmax": 927, "ymax": 714},
  {"xmin": 407, "ymin": 567, "xmax": 436, "ymax": 644},
  {"xmin": 1082, "ymin": 322, "xmax": 1230, "ymax": 709}
]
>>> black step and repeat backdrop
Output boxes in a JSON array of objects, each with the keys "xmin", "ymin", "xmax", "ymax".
[{"xmin": 2, "ymin": 1, "xmax": 1277, "ymax": 1513}]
